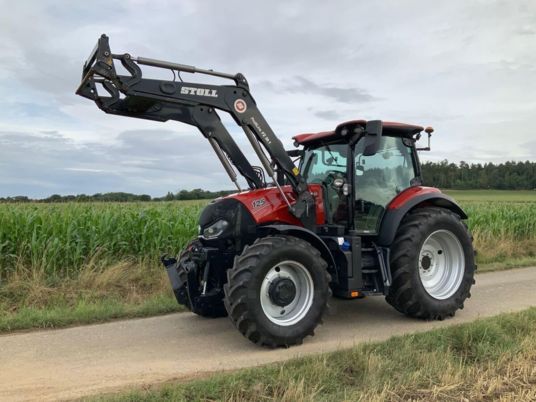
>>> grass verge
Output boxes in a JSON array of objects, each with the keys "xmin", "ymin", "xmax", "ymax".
[
  {"xmin": 94, "ymin": 308, "xmax": 536, "ymax": 402},
  {"xmin": 0, "ymin": 260, "xmax": 183, "ymax": 333}
]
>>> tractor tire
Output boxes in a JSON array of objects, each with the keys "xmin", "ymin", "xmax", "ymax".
[
  {"xmin": 224, "ymin": 235, "xmax": 330, "ymax": 347},
  {"xmin": 175, "ymin": 239, "xmax": 227, "ymax": 318},
  {"xmin": 386, "ymin": 207, "xmax": 476, "ymax": 320}
]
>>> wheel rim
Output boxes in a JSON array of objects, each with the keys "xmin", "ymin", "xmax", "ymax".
[
  {"xmin": 418, "ymin": 229, "xmax": 465, "ymax": 300},
  {"xmin": 260, "ymin": 260, "xmax": 314, "ymax": 326}
]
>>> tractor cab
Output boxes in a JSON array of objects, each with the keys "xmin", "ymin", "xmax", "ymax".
[{"xmin": 294, "ymin": 120, "xmax": 424, "ymax": 236}]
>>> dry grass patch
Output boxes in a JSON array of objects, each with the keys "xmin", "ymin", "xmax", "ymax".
[
  {"xmin": 0, "ymin": 260, "xmax": 181, "ymax": 332},
  {"xmin": 472, "ymin": 231, "xmax": 536, "ymax": 271}
]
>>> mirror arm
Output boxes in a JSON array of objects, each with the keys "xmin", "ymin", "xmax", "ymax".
[{"xmin": 416, "ymin": 132, "xmax": 432, "ymax": 151}]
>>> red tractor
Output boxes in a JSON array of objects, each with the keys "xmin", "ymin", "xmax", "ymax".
[{"xmin": 77, "ymin": 35, "xmax": 475, "ymax": 347}]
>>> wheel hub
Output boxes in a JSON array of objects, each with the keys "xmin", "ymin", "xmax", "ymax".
[
  {"xmin": 259, "ymin": 261, "xmax": 315, "ymax": 326},
  {"xmin": 420, "ymin": 254, "xmax": 432, "ymax": 270},
  {"xmin": 418, "ymin": 229, "xmax": 465, "ymax": 300},
  {"xmin": 268, "ymin": 277, "xmax": 296, "ymax": 306}
]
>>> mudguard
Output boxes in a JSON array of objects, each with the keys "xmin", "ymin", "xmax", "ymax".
[
  {"xmin": 258, "ymin": 224, "xmax": 337, "ymax": 276},
  {"xmin": 377, "ymin": 187, "xmax": 467, "ymax": 246}
]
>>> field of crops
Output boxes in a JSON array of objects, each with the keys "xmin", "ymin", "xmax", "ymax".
[
  {"xmin": 0, "ymin": 201, "xmax": 205, "ymax": 280},
  {"xmin": 0, "ymin": 191, "xmax": 534, "ymax": 332},
  {"xmin": 1, "ymin": 192, "xmax": 535, "ymax": 281}
]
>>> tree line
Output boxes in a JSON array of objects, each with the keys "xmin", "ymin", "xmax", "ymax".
[
  {"xmin": 1, "ymin": 160, "xmax": 535, "ymax": 203},
  {"xmin": 0, "ymin": 189, "xmax": 235, "ymax": 203},
  {"xmin": 421, "ymin": 160, "xmax": 536, "ymax": 190}
]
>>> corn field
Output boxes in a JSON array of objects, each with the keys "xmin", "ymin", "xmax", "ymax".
[
  {"xmin": 0, "ymin": 201, "xmax": 205, "ymax": 279},
  {"xmin": 463, "ymin": 202, "xmax": 536, "ymax": 240},
  {"xmin": 0, "ymin": 199, "xmax": 535, "ymax": 280}
]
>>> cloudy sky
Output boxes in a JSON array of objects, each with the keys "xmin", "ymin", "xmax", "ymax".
[{"xmin": 0, "ymin": 0, "xmax": 534, "ymax": 198}]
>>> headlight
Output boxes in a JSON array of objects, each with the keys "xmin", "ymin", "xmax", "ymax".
[{"xmin": 202, "ymin": 219, "xmax": 229, "ymax": 239}]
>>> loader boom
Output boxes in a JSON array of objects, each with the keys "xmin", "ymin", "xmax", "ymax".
[{"xmin": 76, "ymin": 35, "xmax": 315, "ymax": 226}]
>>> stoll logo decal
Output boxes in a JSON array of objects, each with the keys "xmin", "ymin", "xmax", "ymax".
[{"xmin": 180, "ymin": 86, "xmax": 218, "ymax": 97}]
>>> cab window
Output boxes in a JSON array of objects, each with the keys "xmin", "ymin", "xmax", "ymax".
[
  {"xmin": 301, "ymin": 144, "xmax": 348, "ymax": 225},
  {"xmin": 354, "ymin": 136, "xmax": 416, "ymax": 233},
  {"xmin": 301, "ymin": 144, "xmax": 347, "ymax": 183}
]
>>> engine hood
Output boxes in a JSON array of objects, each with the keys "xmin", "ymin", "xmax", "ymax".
[{"xmin": 224, "ymin": 184, "xmax": 325, "ymax": 226}]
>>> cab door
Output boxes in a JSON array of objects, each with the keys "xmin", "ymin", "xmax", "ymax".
[
  {"xmin": 353, "ymin": 136, "xmax": 417, "ymax": 234},
  {"xmin": 300, "ymin": 143, "xmax": 349, "ymax": 226}
]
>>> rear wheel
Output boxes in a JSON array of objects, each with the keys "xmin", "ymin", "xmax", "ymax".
[
  {"xmin": 386, "ymin": 207, "xmax": 475, "ymax": 320},
  {"xmin": 224, "ymin": 235, "xmax": 330, "ymax": 347}
]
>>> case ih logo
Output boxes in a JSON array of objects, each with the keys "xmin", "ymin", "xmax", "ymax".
[
  {"xmin": 234, "ymin": 99, "xmax": 247, "ymax": 113},
  {"xmin": 180, "ymin": 87, "xmax": 218, "ymax": 97}
]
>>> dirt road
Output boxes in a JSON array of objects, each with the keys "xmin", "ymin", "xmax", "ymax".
[{"xmin": 1, "ymin": 266, "xmax": 535, "ymax": 401}]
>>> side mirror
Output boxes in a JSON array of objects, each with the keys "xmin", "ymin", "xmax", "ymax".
[
  {"xmin": 355, "ymin": 165, "xmax": 364, "ymax": 176},
  {"xmin": 416, "ymin": 126, "xmax": 434, "ymax": 151},
  {"xmin": 363, "ymin": 120, "xmax": 383, "ymax": 156}
]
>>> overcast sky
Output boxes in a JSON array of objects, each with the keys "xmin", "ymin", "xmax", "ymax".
[{"xmin": 0, "ymin": 0, "xmax": 534, "ymax": 198}]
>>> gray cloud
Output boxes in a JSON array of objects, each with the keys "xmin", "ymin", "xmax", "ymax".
[
  {"xmin": 0, "ymin": 0, "xmax": 535, "ymax": 197},
  {"xmin": 313, "ymin": 110, "xmax": 342, "ymax": 121},
  {"xmin": 517, "ymin": 28, "xmax": 536, "ymax": 36},
  {"xmin": 0, "ymin": 129, "xmax": 235, "ymax": 197},
  {"xmin": 290, "ymin": 77, "xmax": 376, "ymax": 103},
  {"xmin": 262, "ymin": 76, "xmax": 376, "ymax": 104}
]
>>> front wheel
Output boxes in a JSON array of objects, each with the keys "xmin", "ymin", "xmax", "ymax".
[
  {"xmin": 386, "ymin": 207, "xmax": 476, "ymax": 320},
  {"xmin": 224, "ymin": 235, "xmax": 330, "ymax": 347}
]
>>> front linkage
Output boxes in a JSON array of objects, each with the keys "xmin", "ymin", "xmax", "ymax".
[{"xmin": 162, "ymin": 240, "xmax": 228, "ymax": 318}]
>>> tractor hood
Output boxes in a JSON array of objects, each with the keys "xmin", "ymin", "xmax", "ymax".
[
  {"xmin": 198, "ymin": 184, "xmax": 325, "ymax": 244},
  {"xmin": 225, "ymin": 184, "xmax": 325, "ymax": 226}
]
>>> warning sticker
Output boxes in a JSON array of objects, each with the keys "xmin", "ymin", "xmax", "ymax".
[
  {"xmin": 234, "ymin": 99, "xmax": 247, "ymax": 113},
  {"xmin": 292, "ymin": 167, "xmax": 300, "ymax": 176}
]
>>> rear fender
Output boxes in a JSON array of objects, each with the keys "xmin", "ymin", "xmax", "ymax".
[
  {"xmin": 258, "ymin": 224, "xmax": 337, "ymax": 278},
  {"xmin": 377, "ymin": 188, "xmax": 467, "ymax": 246}
]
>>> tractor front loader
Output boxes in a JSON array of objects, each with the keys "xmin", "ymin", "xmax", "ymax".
[{"xmin": 77, "ymin": 35, "xmax": 475, "ymax": 347}]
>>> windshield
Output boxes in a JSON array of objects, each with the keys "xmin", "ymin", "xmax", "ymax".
[{"xmin": 301, "ymin": 144, "xmax": 348, "ymax": 183}]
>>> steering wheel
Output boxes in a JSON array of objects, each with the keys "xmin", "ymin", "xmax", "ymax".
[{"xmin": 323, "ymin": 170, "xmax": 345, "ymax": 190}]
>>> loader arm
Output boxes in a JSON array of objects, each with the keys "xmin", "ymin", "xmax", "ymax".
[
  {"xmin": 76, "ymin": 35, "xmax": 315, "ymax": 226},
  {"xmin": 97, "ymin": 97, "xmax": 264, "ymax": 191}
]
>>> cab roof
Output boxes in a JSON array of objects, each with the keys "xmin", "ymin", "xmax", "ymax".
[{"xmin": 293, "ymin": 119, "xmax": 424, "ymax": 146}]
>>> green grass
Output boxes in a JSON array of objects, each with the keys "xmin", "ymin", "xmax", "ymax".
[
  {"xmin": 444, "ymin": 189, "xmax": 536, "ymax": 202},
  {"xmin": 93, "ymin": 308, "xmax": 536, "ymax": 401},
  {"xmin": 0, "ymin": 261, "xmax": 185, "ymax": 333},
  {"xmin": 0, "ymin": 293, "xmax": 181, "ymax": 333},
  {"xmin": 1, "ymin": 191, "xmax": 535, "ymax": 334},
  {"xmin": 455, "ymin": 197, "xmax": 536, "ymax": 268}
]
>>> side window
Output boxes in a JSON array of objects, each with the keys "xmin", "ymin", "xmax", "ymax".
[
  {"xmin": 354, "ymin": 136, "xmax": 416, "ymax": 233},
  {"xmin": 301, "ymin": 144, "xmax": 348, "ymax": 225},
  {"xmin": 302, "ymin": 145, "xmax": 347, "ymax": 184}
]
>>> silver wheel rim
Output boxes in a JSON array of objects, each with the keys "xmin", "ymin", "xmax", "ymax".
[
  {"xmin": 419, "ymin": 229, "xmax": 465, "ymax": 300},
  {"xmin": 260, "ymin": 260, "xmax": 314, "ymax": 326}
]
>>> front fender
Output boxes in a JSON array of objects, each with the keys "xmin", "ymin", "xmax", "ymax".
[
  {"xmin": 258, "ymin": 224, "xmax": 337, "ymax": 276},
  {"xmin": 377, "ymin": 187, "xmax": 467, "ymax": 246}
]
